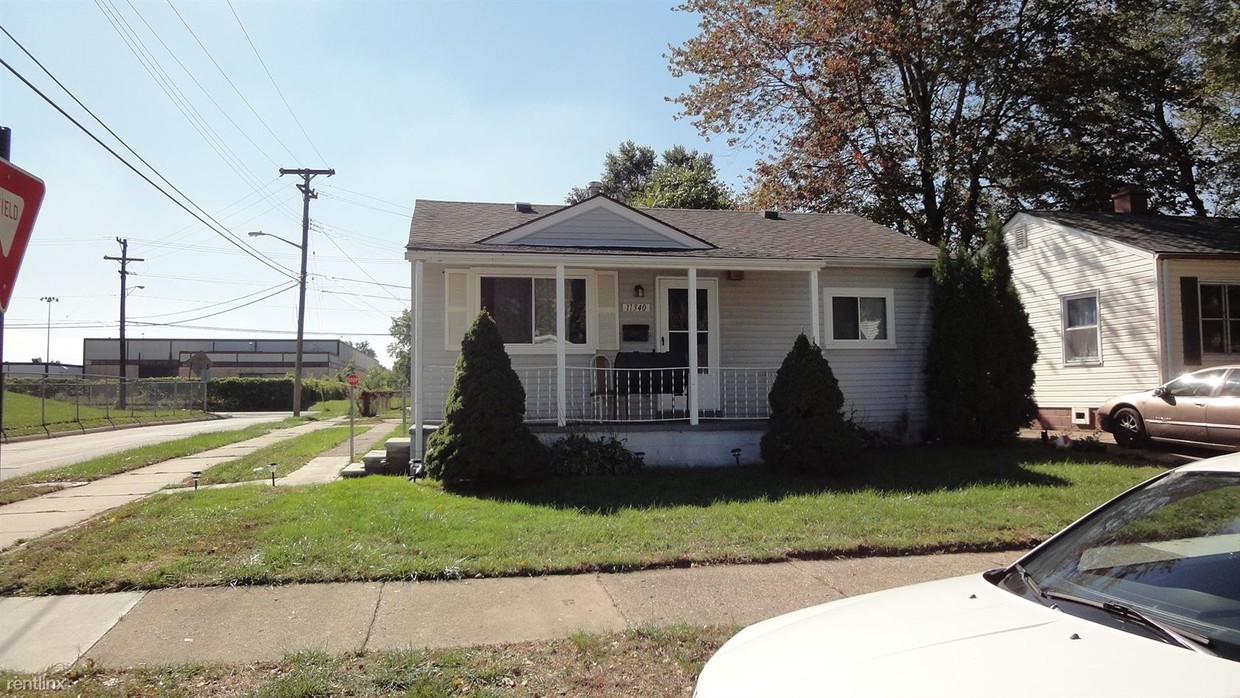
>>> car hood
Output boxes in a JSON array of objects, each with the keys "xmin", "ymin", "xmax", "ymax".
[
  {"xmin": 1100, "ymin": 388, "xmax": 1157, "ymax": 411},
  {"xmin": 694, "ymin": 575, "xmax": 1240, "ymax": 698}
]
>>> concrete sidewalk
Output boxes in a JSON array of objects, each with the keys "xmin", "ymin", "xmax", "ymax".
[
  {"xmin": 0, "ymin": 550, "xmax": 1019, "ymax": 672},
  {"xmin": 0, "ymin": 418, "xmax": 396, "ymax": 549}
]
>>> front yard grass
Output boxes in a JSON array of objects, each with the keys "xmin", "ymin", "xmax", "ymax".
[
  {"xmin": 197, "ymin": 425, "xmax": 358, "ymax": 485},
  {"xmin": 0, "ymin": 625, "xmax": 729, "ymax": 697},
  {"xmin": 0, "ymin": 417, "xmax": 302, "ymax": 506},
  {"xmin": 0, "ymin": 445, "xmax": 1167, "ymax": 595}
]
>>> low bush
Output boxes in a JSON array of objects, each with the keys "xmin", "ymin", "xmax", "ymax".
[{"xmin": 549, "ymin": 434, "xmax": 644, "ymax": 476}]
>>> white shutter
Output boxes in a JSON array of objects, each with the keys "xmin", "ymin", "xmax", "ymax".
[
  {"xmin": 444, "ymin": 270, "xmax": 469, "ymax": 349},
  {"xmin": 596, "ymin": 271, "xmax": 619, "ymax": 350}
]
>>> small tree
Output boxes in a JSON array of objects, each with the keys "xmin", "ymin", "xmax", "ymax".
[
  {"xmin": 424, "ymin": 311, "xmax": 548, "ymax": 485},
  {"xmin": 761, "ymin": 333, "xmax": 860, "ymax": 475}
]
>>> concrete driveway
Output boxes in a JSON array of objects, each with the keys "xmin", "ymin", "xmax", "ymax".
[{"xmin": 0, "ymin": 412, "xmax": 294, "ymax": 481}]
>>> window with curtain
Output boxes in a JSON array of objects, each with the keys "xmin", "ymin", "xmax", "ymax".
[
  {"xmin": 824, "ymin": 289, "xmax": 895, "ymax": 348},
  {"xmin": 480, "ymin": 276, "xmax": 586, "ymax": 345},
  {"xmin": 1199, "ymin": 283, "xmax": 1240, "ymax": 354},
  {"xmin": 1062, "ymin": 291, "xmax": 1100, "ymax": 365}
]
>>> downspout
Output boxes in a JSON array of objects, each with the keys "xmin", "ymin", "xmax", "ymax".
[
  {"xmin": 809, "ymin": 269, "xmax": 821, "ymax": 345},
  {"xmin": 411, "ymin": 258, "xmax": 424, "ymax": 459},
  {"xmin": 688, "ymin": 268, "xmax": 699, "ymax": 425},
  {"xmin": 556, "ymin": 265, "xmax": 566, "ymax": 427},
  {"xmin": 1155, "ymin": 253, "xmax": 1173, "ymax": 383}
]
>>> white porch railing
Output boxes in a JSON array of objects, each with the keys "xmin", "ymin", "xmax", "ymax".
[{"xmin": 422, "ymin": 365, "xmax": 777, "ymax": 424}]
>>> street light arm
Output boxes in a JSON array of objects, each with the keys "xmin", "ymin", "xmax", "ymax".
[{"xmin": 248, "ymin": 230, "xmax": 303, "ymax": 250}]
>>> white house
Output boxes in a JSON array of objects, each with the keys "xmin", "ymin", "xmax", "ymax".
[
  {"xmin": 405, "ymin": 192, "xmax": 938, "ymax": 465},
  {"xmin": 1004, "ymin": 187, "xmax": 1240, "ymax": 430}
]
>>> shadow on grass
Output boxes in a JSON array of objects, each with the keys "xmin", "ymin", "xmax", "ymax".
[{"xmin": 452, "ymin": 443, "xmax": 1139, "ymax": 514}]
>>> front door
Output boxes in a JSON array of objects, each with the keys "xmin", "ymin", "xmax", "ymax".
[{"xmin": 656, "ymin": 277, "xmax": 720, "ymax": 411}]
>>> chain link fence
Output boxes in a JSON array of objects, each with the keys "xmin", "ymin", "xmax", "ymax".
[{"xmin": 2, "ymin": 375, "xmax": 208, "ymax": 438}]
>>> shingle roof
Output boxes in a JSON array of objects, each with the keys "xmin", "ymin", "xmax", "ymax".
[
  {"xmin": 407, "ymin": 199, "xmax": 938, "ymax": 263},
  {"xmin": 1030, "ymin": 211, "xmax": 1240, "ymax": 255}
]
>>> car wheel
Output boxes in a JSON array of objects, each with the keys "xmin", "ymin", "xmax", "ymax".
[{"xmin": 1113, "ymin": 407, "xmax": 1147, "ymax": 447}]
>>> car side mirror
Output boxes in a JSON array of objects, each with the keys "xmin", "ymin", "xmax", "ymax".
[{"xmin": 1153, "ymin": 386, "xmax": 1168, "ymax": 398}]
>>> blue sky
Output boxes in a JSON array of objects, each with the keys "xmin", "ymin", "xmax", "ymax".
[{"xmin": 0, "ymin": 0, "xmax": 754, "ymax": 367}]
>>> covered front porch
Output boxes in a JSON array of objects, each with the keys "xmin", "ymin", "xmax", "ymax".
[{"xmin": 407, "ymin": 260, "xmax": 829, "ymax": 461}]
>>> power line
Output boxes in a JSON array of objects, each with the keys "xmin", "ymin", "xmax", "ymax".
[
  {"xmin": 0, "ymin": 44, "xmax": 297, "ymax": 279},
  {"xmin": 131, "ymin": 281, "xmax": 297, "ymax": 326},
  {"xmin": 227, "ymin": 0, "xmax": 328, "ymax": 164},
  {"xmin": 166, "ymin": 0, "xmax": 303, "ymax": 164}
]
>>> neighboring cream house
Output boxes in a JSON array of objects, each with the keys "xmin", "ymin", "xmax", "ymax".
[
  {"xmin": 405, "ymin": 192, "xmax": 938, "ymax": 465},
  {"xmin": 1004, "ymin": 188, "xmax": 1240, "ymax": 430}
]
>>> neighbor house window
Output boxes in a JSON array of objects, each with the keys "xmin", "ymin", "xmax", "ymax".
[
  {"xmin": 480, "ymin": 276, "xmax": 586, "ymax": 345},
  {"xmin": 1062, "ymin": 291, "xmax": 1100, "ymax": 365},
  {"xmin": 1198, "ymin": 283, "xmax": 1240, "ymax": 354},
  {"xmin": 824, "ymin": 289, "xmax": 895, "ymax": 348}
]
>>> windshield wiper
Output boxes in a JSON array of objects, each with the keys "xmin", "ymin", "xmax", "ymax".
[
  {"xmin": 1043, "ymin": 590, "xmax": 1216, "ymax": 655},
  {"xmin": 1009, "ymin": 564, "xmax": 1051, "ymax": 605}
]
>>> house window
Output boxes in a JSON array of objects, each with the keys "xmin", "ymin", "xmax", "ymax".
[
  {"xmin": 480, "ymin": 276, "xmax": 587, "ymax": 345},
  {"xmin": 1062, "ymin": 291, "xmax": 1100, "ymax": 365},
  {"xmin": 824, "ymin": 289, "xmax": 895, "ymax": 348},
  {"xmin": 1198, "ymin": 283, "xmax": 1240, "ymax": 354}
]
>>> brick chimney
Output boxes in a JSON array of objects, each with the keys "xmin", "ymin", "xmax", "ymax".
[
  {"xmin": 1111, "ymin": 185, "xmax": 1148, "ymax": 214},
  {"xmin": 587, "ymin": 181, "xmax": 603, "ymax": 197}
]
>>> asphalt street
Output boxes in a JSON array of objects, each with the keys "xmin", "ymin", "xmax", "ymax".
[{"xmin": 0, "ymin": 412, "xmax": 294, "ymax": 481}]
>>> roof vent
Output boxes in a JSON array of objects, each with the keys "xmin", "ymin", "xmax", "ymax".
[
  {"xmin": 514, "ymin": 202, "xmax": 534, "ymax": 213},
  {"xmin": 763, "ymin": 209, "xmax": 779, "ymax": 220}
]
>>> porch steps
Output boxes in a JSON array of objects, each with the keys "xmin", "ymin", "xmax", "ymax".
[{"xmin": 348, "ymin": 439, "xmax": 413, "ymax": 478}]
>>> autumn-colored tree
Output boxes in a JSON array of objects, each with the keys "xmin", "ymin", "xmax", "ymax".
[{"xmin": 670, "ymin": 0, "xmax": 1073, "ymax": 247}]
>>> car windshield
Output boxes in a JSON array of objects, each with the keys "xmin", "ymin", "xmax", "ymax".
[{"xmin": 1017, "ymin": 470, "xmax": 1240, "ymax": 661}]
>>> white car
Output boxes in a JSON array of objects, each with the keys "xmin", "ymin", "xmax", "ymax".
[{"xmin": 694, "ymin": 456, "xmax": 1240, "ymax": 697}]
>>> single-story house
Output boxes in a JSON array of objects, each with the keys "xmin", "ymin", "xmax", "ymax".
[
  {"xmin": 1004, "ymin": 187, "xmax": 1240, "ymax": 430},
  {"xmin": 405, "ymin": 190, "xmax": 938, "ymax": 465}
]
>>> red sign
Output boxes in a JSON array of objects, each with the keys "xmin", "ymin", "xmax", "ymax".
[
  {"xmin": 0, "ymin": 159, "xmax": 46, "ymax": 313},
  {"xmin": 347, "ymin": 373, "xmax": 359, "ymax": 386}
]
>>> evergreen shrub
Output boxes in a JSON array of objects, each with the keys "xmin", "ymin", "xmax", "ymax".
[
  {"xmin": 760, "ymin": 333, "xmax": 860, "ymax": 475},
  {"xmin": 424, "ymin": 312, "xmax": 549, "ymax": 485},
  {"xmin": 549, "ymin": 433, "xmax": 643, "ymax": 476}
]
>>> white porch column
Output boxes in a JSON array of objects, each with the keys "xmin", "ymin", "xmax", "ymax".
[
  {"xmin": 556, "ymin": 264, "xmax": 567, "ymax": 427},
  {"xmin": 411, "ymin": 258, "xmax": 425, "ymax": 459},
  {"xmin": 688, "ymin": 267, "xmax": 699, "ymax": 425},
  {"xmin": 809, "ymin": 269, "xmax": 821, "ymax": 345}
]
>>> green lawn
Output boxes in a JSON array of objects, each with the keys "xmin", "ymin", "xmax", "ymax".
[
  {"xmin": 197, "ymin": 425, "xmax": 357, "ymax": 485},
  {"xmin": 0, "ymin": 417, "xmax": 302, "ymax": 506},
  {"xmin": 0, "ymin": 625, "xmax": 727, "ymax": 698},
  {"xmin": 2, "ymin": 390, "xmax": 205, "ymax": 438},
  {"xmin": 0, "ymin": 444, "xmax": 1167, "ymax": 595}
]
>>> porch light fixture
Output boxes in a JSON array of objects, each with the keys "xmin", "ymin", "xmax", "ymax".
[
  {"xmin": 634, "ymin": 284, "xmax": 645, "ymax": 298},
  {"xmin": 268, "ymin": 462, "xmax": 277, "ymax": 486}
]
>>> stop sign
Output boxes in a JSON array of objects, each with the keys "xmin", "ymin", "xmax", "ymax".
[{"xmin": 347, "ymin": 373, "xmax": 359, "ymax": 386}]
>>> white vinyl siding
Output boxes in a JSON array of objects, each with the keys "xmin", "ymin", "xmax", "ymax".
[
  {"xmin": 514, "ymin": 208, "xmax": 691, "ymax": 248},
  {"xmin": 1005, "ymin": 213, "xmax": 1160, "ymax": 409}
]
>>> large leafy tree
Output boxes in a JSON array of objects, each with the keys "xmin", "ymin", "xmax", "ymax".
[
  {"xmin": 1005, "ymin": 0, "xmax": 1240, "ymax": 215},
  {"xmin": 568, "ymin": 141, "xmax": 734, "ymax": 209},
  {"xmin": 669, "ymin": 0, "xmax": 1073, "ymax": 247},
  {"xmin": 387, "ymin": 309, "xmax": 410, "ymax": 389}
]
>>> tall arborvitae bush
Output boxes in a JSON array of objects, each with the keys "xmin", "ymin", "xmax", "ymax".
[
  {"xmin": 425, "ymin": 311, "xmax": 549, "ymax": 485},
  {"xmin": 925, "ymin": 221, "xmax": 1038, "ymax": 444},
  {"xmin": 761, "ymin": 333, "xmax": 860, "ymax": 475}
]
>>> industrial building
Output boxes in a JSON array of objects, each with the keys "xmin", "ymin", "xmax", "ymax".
[{"xmin": 82, "ymin": 338, "xmax": 382, "ymax": 379}]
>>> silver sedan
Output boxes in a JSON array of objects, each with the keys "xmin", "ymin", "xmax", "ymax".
[{"xmin": 1098, "ymin": 366, "xmax": 1240, "ymax": 449}]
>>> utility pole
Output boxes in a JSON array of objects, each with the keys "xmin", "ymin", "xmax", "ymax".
[
  {"xmin": 0, "ymin": 126, "xmax": 10, "ymax": 452},
  {"xmin": 105, "ymin": 238, "xmax": 143, "ymax": 409},
  {"xmin": 39, "ymin": 295, "xmax": 57, "ymax": 426},
  {"xmin": 279, "ymin": 167, "xmax": 333, "ymax": 417}
]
